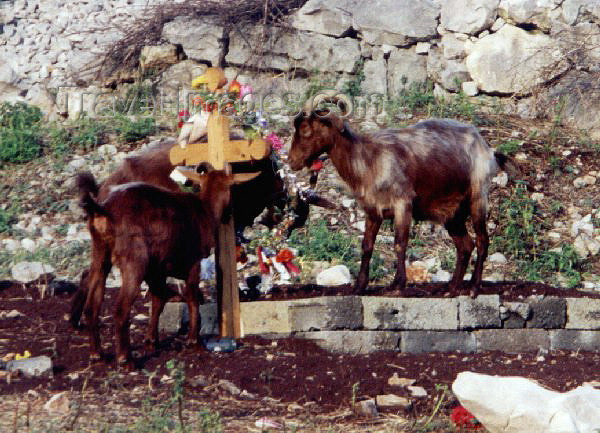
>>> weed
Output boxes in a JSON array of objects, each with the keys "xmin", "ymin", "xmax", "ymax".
[
  {"xmin": 0, "ymin": 102, "xmax": 44, "ymax": 165},
  {"xmin": 288, "ymin": 219, "xmax": 386, "ymax": 282},
  {"xmin": 492, "ymin": 182, "xmax": 582, "ymax": 286},
  {"xmin": 496, "ymin": 139, "xmax": 522, "ymax": 155},
  {"xmin": 341, "ymin": 59, "xmax": 365, "ymax": 98},
  {"xmin": 350, "ymin": 381, "xmax": 360, "ymax": 407},
  {"xmin": 113, "ymin": 114, "xmax": 156, "ymax": 143},
  {"xmin": 0, "ymin": 206, "xmax": 18, "ymax": 233}
]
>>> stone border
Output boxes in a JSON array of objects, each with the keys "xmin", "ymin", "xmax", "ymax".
[{"xmin": 156, "ymin": 295, "xmax": 600, "ymax": 354}]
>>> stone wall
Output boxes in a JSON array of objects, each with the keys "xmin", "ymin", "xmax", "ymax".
[
  {"xmin": 167, "ymin": 294, "xmax": 600, "ymax": 354},
  {"xmin": 2, "ymin": 0, "xmax": 600, "ymax": 133}
]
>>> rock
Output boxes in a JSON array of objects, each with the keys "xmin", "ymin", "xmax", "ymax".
[
  {"xmin": 489, "ymin": 252, "xmax": 507, "ymax": 264},
  {"xmin": 353, "ymin": 0, "xmax": 439, "ymax": 45},
  {"xmin": 573, "ymin": 175, "xmax": 596, "ymax": 188},
  {"xmin": 218, "ymin": 379, "xmax": 242, "ymax": 395},
  {"xmin": 156, "ymin": 302, "xmax": 189, "ymax": 334},
  {"xmin": 571, "ymin": 214, "xmax": 593, "ymax": 237},
  {"xmin": 562, "ymin": 0, "xmax": 600, "ymax": 25},
  {"xmin": 531, "ymin": 192, "xmax": 544, "ymax": 202},
  {"xmin": 0, "ymin": 62, "xmax": 20, "ymax": 101},
  {"xmin": 291, "ymin": 0, "xmax": 356, "ymax": 37},
  {"xmin": 441, "ymin": 0, "xmax": 499, "ymax": 35},
  {"xmin": 431, "ymin": 269, "xmax": 451, "ymax": 282},
  {"xmin": 376, "ymin": 394, "xmax": 411, "ymax": 409},
  {"xmin": 441, "ymin": 33, "xmax": 468, "ymax": 60},
  {"xmin": 3, "ymin": 239, "xmax": 19, "ymax": 252},
  {"xmin": 574, "ymin": 234, "xmax": 600, "ymax": 258},
  {"xmin": 352, "ymin": 220, "xmax": 366, "ymax": 232},
  {"xmin": 387, "ymin": 47, "xmax": 428, "ymax": 95},
  {"xmin": 316, "ymin": 265, "xmax": 352, "ymax": 286},
  {"xmin": 415, "ymin": 42, "xmax": 431, "ymax": 54},
  {"xmin": 96, "ymin": 144, "xmax": 117, "ymax": 157},
  {"xmin": 361, "ymin": 58, "xmax": 387, "ymax": 95},
  {"xmin": 25, "ymin": 84, "xmax": 57, "ymax": 117},
  {"xmin": 159, "ymin": 60, "xmax": 207, "ymax": 102},
  {"xmin": 21, "ymin": 238, "xmax": 36, "ymax": 252},
  {"xmin": 466, "ymin": 24, "xmax": 567, "ymax": 94},
  {"xmin": 462, "ymin": 80, "xmax": 479, "ymax": 96},
  {"xmin": 162, "ymin": 17, "xmax": 224, "ymax": 66},
  {"xmin": 11, "ymin": 262, "xmax": 55, "ymax": 283},
  {"xmin": 388, "ymin": 372, "xmax": 416, "ymax": 387},
  {"xmin": 427, "ymin": 46, "xmax": 471, "ymax": 92},
  {"xmin": 44, "ymin": 391, "xmax": 70, "ymax": 415},
  {"xmin": 227, "ymin": 26, "xmax": 360, "ymax": 73},
  {"xmin": 140, "ymin": 44, "xmax": 179, "ymax": 70},
  {"xmin": 356, "ymin": 398, "xmax": 379, "ymax": 417},
  {"xmin": 498, "ymin": 0, "xmax": 556, "ymax": 30},
  {"xmin": 0, "ymin": 310, "xmax": 24, "ymax": 320},
  {"xmin": 407, "ymin": 386, "xmax": 428, "ymax": 397},
  {"xmin": 453, "ymin": 371, "xmax": 600, "ymax": 433},
  {"xmin": 6, "ymin": 356, "xmax": 53, "ymax": 377}
]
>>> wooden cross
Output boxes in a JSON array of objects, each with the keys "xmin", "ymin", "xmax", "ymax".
[{"xmin": 169, "ymin": 67, "xmax": 269, "ymax": 338}]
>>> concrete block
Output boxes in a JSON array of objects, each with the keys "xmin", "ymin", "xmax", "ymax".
[
  {"xmin": 459, "ymin": 295, "xmax": 501, "ymax": 329},
  {"xmin": 475, "ymin": 329, "xmax": 549, "ymax": 353},
  {"xmin": 158, "ymin": 302, "xmax": 188, "ymax": 334},
  {"xmin": 289, "ymin": 296, "xmax": 363, "ymax": 331},
  {"xmin": 363, "ymin": 297, "xmax": 458, "ymax": 330},
  {"xmin": 527, "ymin": 297, "xmax": 566, "ymax": 329},
  {"xmin": 551, "ymin": 330, "xmax": 600, "ymax": 351},
  {"xmin": 566, "ymin": 298, "xmax": 600, "ymax": 329},
  {"xmin": 500, "ymin": 301, "xmax": 530, "ymax": 328},
  {"xmin": 240, "ymin": 300, "xmax": 292, "ymax": 335},
  {"xmin": 400, "ymin": 331, "xmax": 476, "ymax": 354},
  {"xmin": 296, "ymin": 331, "xmax": 400, "ymax": 354}
]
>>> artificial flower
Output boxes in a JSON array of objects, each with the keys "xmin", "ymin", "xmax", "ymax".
[
  {"xmin": 266, "ymin": 132, "xmax": 284, "ymax": 151},
  {"xmin": 450, "ymin": 405, "xmax": 482, "ymax": 430}
]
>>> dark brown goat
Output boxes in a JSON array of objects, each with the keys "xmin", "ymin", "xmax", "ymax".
[
  {"xmin": 77, "ymin": 169, "xmax": 251, "ymax": 368},
  {"xmin": 289, "ymin": 105, "xmax": 510, "ymax": 297}
]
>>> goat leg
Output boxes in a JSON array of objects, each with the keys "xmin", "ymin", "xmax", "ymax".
[
  {"xmin": 113, "ymin": 267, "xmax": 142, "ymax": 370},
  {"xmin": 184, "ymin": 262, "xmax": 202, "ymax": 348},
  {"xmin": 355, "ymin": 213, "xmax": 382, "ymax": 294},
  {"xmin": 390, "ymin": 202, "xmax": 412, "ymax": 292},
  {"xmin": 446, "ymin": 218, "xmax": 475, "ymax": 293},
  {"xmin": 469, "ymin": 206, "xmax": 490, "ymax": 298}
]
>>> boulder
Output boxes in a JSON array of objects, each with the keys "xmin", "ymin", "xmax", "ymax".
[
  {"xmin": 11, "ymin": 262, "xmax": 55, "ymax": 283},
  {"xmin": 162, "ymin": 17, "xmax": 225, "ymax": 66},
  {"xmin": 453, "ymin": 371, "xmax": 600, "ymax": 433},
  {"xmin": 291, "ymin": 0, "xmax": 357, "ymax": 37},
  {"xmin": 361, "ymin": 58, "xmax": 388, "ymax": 95},
  {"xmin": 441, "ymin": 0, "xmax": 499, "ymax": 35},
  {"xmin": 140, "ymin": 44, "xmax": 179, "ymax": 70},
  {"xmin": 227, "ymin": 26, "xmax": 360, "ymax": 74},
  {"xmin": 428, "ymin": 46, "xmax": 471, "ymax": 92},
  {"xmin": 352, "ymin": 0, "xmax": 439, "ymax": 46},
  {"xmin": 44, "ymin": 392, "xmax": 70, "ymax": 415},
  {"xmin": 466, "ymin": 24, "xmax": 567, "ymax": 94},
  {"xmin": 316, "ymin": 265, "xmax": 352, "ymax": 286},
  {"xmin": 562, "ymin": 0, "xmax": 600, "ymax": 25},
  {"xmin": 498, "ymin": 0, "xmax": 558, "ymax": 30},
  {"xmin": 387, "ymin": 47, "xmax": 428, "ymax": 96}
]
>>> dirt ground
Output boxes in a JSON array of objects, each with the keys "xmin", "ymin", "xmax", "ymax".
[{"xmin": 2, "ymin": 281, "xmax": 600, "ymax": 432}]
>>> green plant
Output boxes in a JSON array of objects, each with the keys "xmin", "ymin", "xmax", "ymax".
[
  {"xmin": 350, "ymin": 381, "xmax": 360, "ymax": 407},
  {"xmin": 0, "ymin": 206, "xmax": 18, "ymax": 233},
  {"xmin": 288, "ymin": 219, "xmax": 386, "ymax": 281},
  {"xmin": 113, "ymin": 115, "xmax": 156, "ymax": 142},
  {"xmin": 341, "ymin": 59, "xmax": 365, "ymax": 98},
  {"xmin": 496, "ymin": 139, "xmax": 523, "ymax": 155},
  {"xmin": 492, "ymin": 182, "xmax": 582, "ymax": 286},
  {"xmin": 0, "ymin": 102, "xmax": 44, "ymax": 165}
]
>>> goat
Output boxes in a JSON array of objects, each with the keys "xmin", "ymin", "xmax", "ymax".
[
  {"xmin": 288, "ymin": 96, "xmax": 511, "ymax": 297},
  {"xmin": 76, "ymin": 167, "xmax": 255, "ymax": 368}
]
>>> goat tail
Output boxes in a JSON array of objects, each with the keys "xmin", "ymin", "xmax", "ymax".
[{"xmin": 76, "ymin": 172, "xmax": 108, "ymax": 218}]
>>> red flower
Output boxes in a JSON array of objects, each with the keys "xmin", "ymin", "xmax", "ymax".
[
  {"xmin": 177, "ymin": 120, "xmax": 184, "ymax": 129},
  {"xmin": 450, "ymin": 406, "xmax": 482, "ymax": 430},
  {"xmin": 310, "ymin": 159, "xmax": 323, "ymax": 171},
  {"xmin": 275, "ymin": 248, "xmax": 294, "ymax": 263},
  {"xmin": 228, "ymin": 80, "xmax": 241, "ymax": 97}
]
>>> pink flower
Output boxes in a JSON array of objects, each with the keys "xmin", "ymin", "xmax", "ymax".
[
  {"xmin": 240, "ymin": 84, "xmax": 253, "ymax": 100},
  {"xmin": 266, "ymin": 132, "xmax": 283, "ymax": 151},
  {"xmin": 450, "ymin": 406, "xmax": 482, "ymax": 430}
]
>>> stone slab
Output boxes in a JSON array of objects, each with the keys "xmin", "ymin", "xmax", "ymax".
[
  {"xmin": 289, "ymin": 296, "xmax": 363, "ymax": 332},
  {"xmin": 566, "ymin": 298, "xmax": 600, "ymax": 329},
  {"xmin": 158, "ymin": 302, "xmax": 188, "ymax": 334},
  {"xmin": 459, "ymin": 295, "xmax": 501, "ymax": 329},
  {"xmin": 551, "ymin": 329, "xmax": 600, "ymax": 351},
  {"xmin": 296, "ymin": 331, "xmax": 400, "ymax": 354},
  {"xmin": 240, "ymin": 300, "xmax": 292, "ymax": 335},
  {"xmin": 526, "ymin": 297, "xmax": 566, "ymax": 329},
  {"xmin": 475, "ymin": 329, "xmax": 549, "ymax": 353},
  {"xmin": 400, "ymin": 331, "xmax": 476, "ymax": 354},
  {"xmin": 363, "ymin": 297, "xmax": 458, "ymax": 330}
]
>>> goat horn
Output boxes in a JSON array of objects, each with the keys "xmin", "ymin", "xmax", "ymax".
[{"xmin": 303, "ymin": 90, "xmax": 353, "ymax": 117}]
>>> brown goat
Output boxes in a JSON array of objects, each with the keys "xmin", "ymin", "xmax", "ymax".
[
  {"xmin": 289, "ymin": 106, "xmax": 509, "ymax": 297},
  {"xmin": 77, "ymin": 169, "xmax": 251, "ymax": 368}
]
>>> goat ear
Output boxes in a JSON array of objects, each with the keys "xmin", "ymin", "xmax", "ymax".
[
  {"xmin": 231, "ymin": 172, "xmax": 260, "ymax": 185},
  {"xmin": 176, "ymin": 168, "xmax": 209, "ymax": 189}
]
